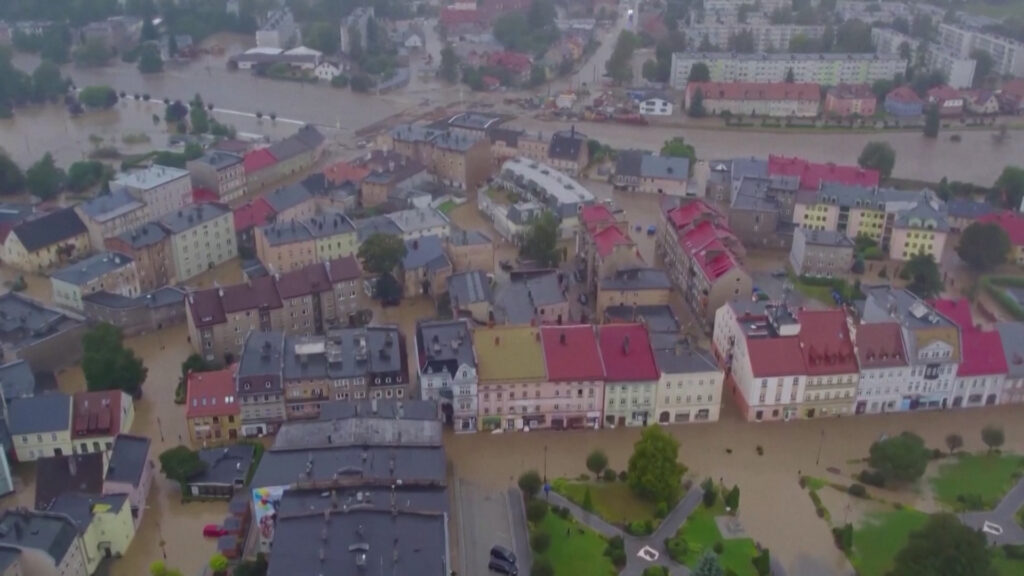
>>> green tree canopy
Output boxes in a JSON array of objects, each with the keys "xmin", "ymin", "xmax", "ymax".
[
  {"xmin": 868, "ymin": 431, "xmax": 930, "ymax": 483},
  {"xmin": 835, "ymin": 18, "xmax": 873, "ymax": 52},
  {"xmin": 31, "ymin": 60, "xmax": 67, "ymax": 102},
  {"xmin": 138, "ymin": 43, "xmax": 163, "ymax": 74},
  {"xmin": 890, "ymin": 513, "xmax": 995, "ymax": 576},
  {"xmin": 970, "ymin": 49, "xmax": 994, "ymax": 88},
  {"xmin": 159, "ymin": 445, "xmax": 207, "ymax": 487},
  {"xmin": 519, "ymin": 211, "xmax": 560, "ymax": 268},
  {"xmin": 693, "ymin": 550, "xmax": 723, "ymax": 576},
  {"xmin": 0, "ymin": 152, "xmax": 25, "ymax": 195},
  {"xmin": 304, "ymin": 21, "xmax": 341, "ymax": 54},
  {"xmin": 25, "ymin": 153, "xmax": 65, "ymax": 200},
  {"xmin": 78, "ymin": 85, "xmax": 117, "ymax": 109},
  {"xmin": 858, "ymin": 141, "xmax": 897, "ymax": 180},
  {"xmin": 518, "ymin": 470, "xmax": 542, "ymax": 499},
  {"xmin": 900, "ymin": 252, "xmax": 943, "ymax": 299},
  {"xmin": 994, "ymin": 166, "xmax": 1024, "ymax": 209},
  {"xmin": 440, "ymin": 44, "xmax": 459, "ymax": 83},
  {"xmin": 73, "ymin": 39, "xmax": 113, "ymax": 68},
  {"xmin": 688, "ymin": 88, "xmax": 706, "ymax": 117},
  {"xmin": 358, "ymin": 233, "xmax": 407, "ymax": 275},
  {"xmin": 661, "ymin": 137, "xmax": 697, "ymax": 171},
  {"xmin": 688, "ymin": 62, "xmax": 710, "ymax": 83},
  {"xmin": 66, "ymin": 160, "xmax": 108, "ymax": 192},
  {"xmin": 981, "ymin": 425, "xmax": 1004, "ymax": 452},
  {"xmin": 956, "ymin": 222, "xmax": 1010, "ymax": 270},
  {"xmin": 627, "ymin": 426, "xmax": 686, "ymax": 505},
  {"xmin": 189, "ymin": 93, "xmax": 210, "ymax": 134},
  {"xmin": 586, "ymin": 449, "xmax": 608, "ymax": 478},
  {"xmin": 605, "ymin": 30, "xmax": 637, "ymax": 84},
  {"xmin": 82, "ymin": 323, "xmax": 148, "ymax": 397}
]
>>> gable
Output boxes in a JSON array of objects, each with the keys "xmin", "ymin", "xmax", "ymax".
[{"xmin": 917, "ymin": 338, "xmax": 953, "ymax": 360}]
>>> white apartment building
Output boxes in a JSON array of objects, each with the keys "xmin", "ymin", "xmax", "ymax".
[
  {"xmin": 159, "ymin": 203, "xmax": 237, "ymax": 282},
  {"xmin": 924, "ymin": 44, "xmax": 977, "ymax": 89},
  {"xmin": 74, "ymin": 188, "xmax": 151, "ymax": 249},
  {"xmin": 937, "ymin": 22, "xmax": 1024, "ymax": 77},
  {"xmin": 853, "ymin": 322, "xmax": 912, "ymax": 414},
  {"xmin": 670, "ymin": 52, "xmax": 907, "ymax": 89},
  {"xmin": 111, "ymin": 165, "xmax": 192, "ymax": 222},
  {"xmin": 415, "ymin": 319, "xmax": 478, "ymax": 433},
  {"xmin": 651, "ymin": 335, "xmax": 724, "ymax": 424},
  {"xmin": 256, "ymin": 7, "xmax": 296, "ymax": 48},
  {"xmin": 871, "ymin": 26, "xmax": 915, "ymax": 57},
  {"xmin": 684, "ymin": 24, "xmax": 826, "ymax": 52},
  {"xmin": 639, "ymin": 97, "xmax": 673, "ymax": 116},
  {"xmin": 836, "ymin": 1, "xmax": 912, "ymax": 24}
]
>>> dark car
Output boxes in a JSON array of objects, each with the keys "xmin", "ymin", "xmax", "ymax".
[
  {"xmin": 490, "ymin": 545, "xmax": 517, "ymax": 565},
  {"xmin": 578, "ymin": 292, "xmax": 588, "ymax": 305},
  {"xmin": 489, "ymin": 558, "xmax": 518, "ymax": 575}
]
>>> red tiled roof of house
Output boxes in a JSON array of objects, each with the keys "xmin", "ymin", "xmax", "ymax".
[
  {"xmin": 243, "ymin": 148, "xmax": 278, "ymax": 174},
  {"xmin": 768, "ymin": 154, "xmax": 879, "ymax": 190},
  {"xmin": 186, "ymin": 366, "xmax": 240, "ymax": 419},
  {"xmin": 887, "ymin": 85, "xmax": 922, "ymax": 104},
  {"xmin": 796, "ymin": 309, "xmax": 858, "ymax": 376},
  {"xmin": 828, "ymin": 83, "xmax": 874, "ymax": 100},
  {"xmin": 233, "ymin": 199, "xmax": 276, "ymax": 232},
  {"xmin": 187, "ymin": 289, "xmax": 226, "ymax": 328},
  {"xmin": 220, "ymin": 275, "xmax": 282, "ymax": 314},
  {"xmin": 581, "ymin": 204, "xmax": 615, "ymax": 229},
  {"xmin": 0, "ymin": 222, "xmax": 13, "ymax": 244},
  {"xmin": 323, "ymin": 161, "xmax": 371, "ymax": 186},
  {"xmin": 666, "ymin": 200, "xmax": 720, "ymax": 231},
  {"xmin": 440, "ymin": 6, "xmax": 485, "ymax": 26},
  {"xmin": 928, "ymin": 298, "xmax": 975, "ymax": 330},
  {"xmin": 541, "ymin": 325, "xmax": 605, "ymax": 381},
  {"xmin": 276, "ymin": 261, "xmax": 332, "ymax": 300},
  {"xmin": 747, "ymin": 338, "xmax": 805, "ymax": 377},
  {"xmin": 328, "ymin": 255, "xmax": 362, "ymax": 281},
  {"xmin": 192, "ymin": 187, "xmax": 219, "ymax": 204},
  {"xmin": 958, "ymin": 329, "xmax": 1007, "ymax": 377},
  {"xmin": 598, "ymin": 324, "xmax": 658, "ymax": 382},
  {"xmin": 1003, "ymin": 79, "xmax": 1024, "ymax": 99},
  {"xmin": 687, "ymin": 81, "xmax": 821, "ymax": 102},
  {"xmin": 927, "ymin": 85, "xmax": 962, "ymax": 101},
  {"xmin": 978, "ymin": 210, "xmax": 1024, "ymax": 246},
  {"xmin": 486, "ymin": 51, "xmax": 532, "ymax": 73},
  {"xmin": 592, "ymin": 225, "xmax": 632, "ymax": 258},
  {"xmin": 680, "ymin": 221, "xmax": 739, "ymax": 281},
  {"xmin": 855, "ymin": 323, "xmax": 908, "ymax": 368},
  {"xmin": 72, "ymin": 390, "xmax": 125, "ymax": 438}
]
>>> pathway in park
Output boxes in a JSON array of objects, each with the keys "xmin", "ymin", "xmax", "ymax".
[{"xmin": 961, "ymin": 477, "xmax": 1024, "ymax": 546}]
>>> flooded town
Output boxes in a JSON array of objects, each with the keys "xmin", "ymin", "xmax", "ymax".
[{"xmin": 1, "ymin": 2, "xmax": 1024, "ymax": 576}]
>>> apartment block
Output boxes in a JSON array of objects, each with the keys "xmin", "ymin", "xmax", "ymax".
[
  {"xmin": 159, "ymin": 203, "xmax": 237, "ymax": 282},
  {"xmin": 111, "ymin": 165, "xmax": 192, "ymax": 221},
  {"xmin": 415, "ymin": 319, "xmax": 478, "ymax": 432},
  {"xmin": 924, "ymin": 44, "xmax": 976, "ymax": 89},
  {"xmin": 50, "ymin": 252, "xmax": 141, "ymax": 312},
  {"xmin": 74, "ymin": 189, "xmax": 150, "ymax": 249},
  {"xmin": 446, "ymin": 227, "xmax": 494, "ymax": 272},
  {"xmin": 235, "ymin": 331, "xmax": 286, "ymax": 436},
  {"xmin": 651, "ymin": 335, "xmax": 724, "ymax": 424},
  {"xmin": 938, "ymin": 22, "xmax": 1024, "ymax": 77},
  {"xmin": 188, "ymin": 151, "xmax": 247, "ymax": 203},
  {"xmin": 671, "ymin": 52, "xmax": 907, "ymax": 89},
  {"xmin": 684, "ymin": 23, "xmax": 826, "ymax": 52},
  {"xmin": 789, "ymin": 228, "xmax": 855, "ymax": 278},
  {"xmin": 255, "ymin": 211, "xmax": 356, "ymax": 273},
  {"xmin": 599, "ymin": 324, "xmax": 658, "ymax": 427},
  {"xmin": 685, "ymin": 81, "xmax": 821, "ymax": 117},
  {"xmin": 388, "ymin": 124, "xmax": 494, "ymax": 191},
  {"xmin": 104, "ymin": 223, "xmax": 172, "ymax": 292},
  {"xmin": 2, "ymin": 208, "xmax": 91, "ymax": 272}
]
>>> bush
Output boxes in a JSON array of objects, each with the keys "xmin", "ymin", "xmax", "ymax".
[
  {"xmin": 847, "ymin": 484, "xmax": 867, "ymax": 498},
  {"xmin": 618, "ymin": 470, "xmax": 628, "ymax": 482},
  {"xmin": 701, "ymin": 478, "xmax": 718, "ymax": 508},
  {"xmin": 627, "ymin": 520, "xmax": 652, "ymax": 535},
  {"xmin": 526, "ymin": 499, "xmax": 548, "ymax": 523},
  {"xmin": 665, "ymin": 536, "xmax": 689, "ymax": 562},
  {"xmin": 655, "ymin": 502, "xmax": 668, "ymax": 518},
  {"xmin": 832, "ymin": 524, "xmax": 854, "ymax": 552},
  {"xmin": 756, "ymin": 445, "xmax": 764, "ymax": 456},
  {"xmin": 552, "ymin": 506, "xmax": 571, "ymax": 519},
  {"xmin": 603, "ymin": 468, "xmax": 617, "ymax": 482},
  {"xmin": 713, "ymin": 541, "xmax": 724, "ymax": 554},
  {"xmin": 607, "ymin": 535, "xmax": 624, "ymax": 552},
  {"xmin": 643, "ymin": 567, "xmax": 669, "ymax": 576},
  {"xmin": 1003, "ymin": 544, "xmax": 1024, "ymax": 560},
  {"xmin": 518, "ymin": 470, "xmax": 542, "ymax": 499},
  {"xmin": 956, "ymin": 493, "xmax": 984, "ymax": 510},
  {"xmin": 858, "ymin": 469, "xmax": 886, "ymax": 488},
  {"xmin": 931, "ymin": 448, "xmax": 946, "ymax": 460},
  {"xmin": 530, "ymin": 530, "xmax": 551, "ymax": 553},
  {"xmin": 531, "ymin": 557, "xmax": 554, "ymax": 576},
  {"xmin": 816, "ymin": 507, "xmax": 826, "ymax": 518}
]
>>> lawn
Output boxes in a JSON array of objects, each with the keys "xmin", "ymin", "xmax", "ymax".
[
  {"xmin": 673, "ymin": 501, "xmax": 759, "ymax": 576},
  {"xmin": 930, "ymin": 453, "xmax": 1024, "ymax": 510},
  {"xmin": 536, "ymin": 510, "xmax": 617, "ymax": 576},
  {"xmin": 850, "ymin": 508, "xmax": 929, "ymax": 576},
  {"xmin": 992, "ymin": 547, "xmax": 1024, "ymax": 576},
  {"xmin": 553, "ymin": 479, "xmax": 658, "ymax": 525},
  {"xmin": 437, "ymin": 200, "xmax": 456, "ymax": 214}
]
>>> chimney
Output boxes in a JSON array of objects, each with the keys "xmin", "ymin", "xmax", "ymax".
[
  {"xmin": 622, "ymin": 334, "xmax": 630, "ymax": 355},
  {"xmin": 559, "ymin": 332, "xmax": 566, "ymax": 345}
]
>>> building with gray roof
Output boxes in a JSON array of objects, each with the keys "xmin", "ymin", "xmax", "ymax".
[
  {"xmin": 387, "ymin": 207, "xmax": 450, "ymax": 240},
  {"xmin": 186, "ymin": 444, "xmax": 256, "ymax": 498},
  {"xmin": 81, "ymin": 287, "xmax": 186, "ymax": 337},
  {"xmin": 35, "ymin": 453, "xmax": 105, "ymax": 509},
  {"xmin": 614, "ymin": 150, "xmax": 690, "ymax": 196},
  {"xmin": 273, "ymin": 399, "xmax": 442, "ymax": 449},
  {"xmin": 650, "ymin": 334, "xmax": 719, "ymax": 374},
  {"xmin": 51, "ymin": 252, "xmax": 134, "ymax": 287},
  {"xmin": 604, "ymin": 305, "xmax": 681, "ymax": 333},
  {"xmin": 0, "ymin": 510, "xmax": 82, "ymax": 574},
  {"xmin": 262, "ymin": 183, "xmax": 314, "ymax": 214},
  {"xmin": 402, "ymin": 235, "xmax": 450, "ymax": 272},
  {"xmin": 893, "ymin": 197, "xmax": 950, "ymax": 232},
  {"xmin": 236, "ymin": 331, "xmax": 286, "ymax": 435},
  {"xmin": 158, "ymin": 203, "xmax": 231, "ymax": 234},
  {"xmin": 112, "ymin": 222, "xmax": 168, "ymax": 249},
  {"xmin": 355, "ymin": 215, "xmax": 403, "ymax": 243},
  {"xmin": 47, "ymin": 492, "xmax": 128, "ymax": 533},
  {"xmin": 7, "ymin": 394, "xmax": 71, "ymax": 436},
  {"xmin": 0, "ymin": 292, "xmax": 86, "ymax": 372},
  {"xmin": 0, "ymin": 360, "xmax": 35, "ymax": 400},
  {"xmin": 251, "ymin": 445, "xmax": 446, "ymax": 488},
  {"xmin": 8, "ymin": 208, "xmax": 88, "ymax": 254},
  {"xmin": 599, "ymin": 267, "xmax": 671, "ymax": 291},
  {"xmin": 492, "ymin": 271, "xmax": 567, "ymax": 325},
  {"xmin": 75, "ymin": 189, "xmax": 147, "ymax": 241},
  {"xmin": 111, "ymin": 164, "xmax": 189, "ymax": 191},
  {"xmin": 447, "ymin": 270, "xmax": 492, "ymax": 319},
  {"xmin": 790, "ymin": 227, "xmax": 855, "ymax": 277},
  {"xmin": 995, "ymin": 322, "xmax": 1024, "ymax": 405},
  {"xmin": 105, "ymin": 434, "xmax": 151, "ymax": 487},
  {"xmin": 414, "ymin": 319, "xmax": 477, "ymax": 430},
  {"xmin": 0, "ymin": 547, "xmax": 19, "ymax": 573}
]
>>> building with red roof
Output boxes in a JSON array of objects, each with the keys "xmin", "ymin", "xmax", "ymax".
[
  {"xmin": 72, "ymin": 390, "xmax": 134, "ymax": 454},
  {"xmin": 884, "ymin": 86, "xmax": 924, "ymax": 117},
  {"xmin": 323, "ymin": 160, "xmax": 371, "ymax": 187},
  {"xmin": 853, "ymin": 322, "xmax": 910, "ymax": 414},
  {"xmin": 954, "ymin": 329, "xmax": 1007, "ymax": 408},
  {"xmin": 232, "ymin": 198, "xmax": 276, "ymax": 257},
  {"xmin": 186, "ymin": 365, "xmax": 240, "ymax": 444},
  {"xmin": 768, "ymin": 155, "xmax": 879, "ymax": 191},
  {"xmin": 978, "ymin": 210, "xmax": 1024, "ymax": 264},
  {"xmin": 926, "ymin": 85, "xmax": 965, "ymax": 116},
  {"xmin": 541, "ymin": 325, "xmax": 605, "ymax": 382},
  {"xmin": 657, "ymin": 200, "xmax": 750, "ymax": 329},
  {"xmin": 824, "ymin": 83, "xmax": 877, "ymax": 117},
  {"xmin": 598, "ymin": 323, "xmax": 659, "ymax": 426},
  {"xmin": 928, "ymin": 298, "xmax": 975, "ymax": 331},
  {"xmin": 192, "ymin": 187, "xmax": 219, "ymax": 204},
  {"xmin": 577, "ymin": 202, "xmax": 638, "ymax": 296},
  {"xmin": 243, "ymin": 148, "xmax": 279, "ymax": 191},
  {"xmin": 486, "ymin": 51, "xmax": 532, "ymax": 83},
  {"xmin": 685, "ymin": 82, "xmax": 821, "ymax": 118}
]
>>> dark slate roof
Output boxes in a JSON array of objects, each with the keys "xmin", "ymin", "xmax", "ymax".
[
  {"xmin": 0, "ymin": 360, "xmax": 35, "ymax": 400},
  {"xmin": 599, "ymin": 267, "xmax": 672, "ymax": 291},
  {"xmin": 35, "ymin": 453, "xmax": 106, "ymax": 509},
  {"xmin": 268, "ymin": 138, "xmax": 310, "ymax": 162},
  {"xmin": 280, "ymin": 326, "xmax": 404, "ymax": 381},
  {"xmin": 191, "ymin": 444, "xmax": 256, "ymax": 486},
  {"xmin": 0, "ymin": 510, "xmax": 79, "ymax": 565},
  {"xmin": 13, "ymin": 209, "xmax": 87, "ymax": 252},
  {"xmin": 448, "ymin": 227, "xmax": 491, "ymax": 247},
  {"xmin": 416, "ymin": 319, "xmax": 476, "ymax": 379},
  {"xmin": 448, "ymin": 270, "xmax": 492, "ymax": 306},
  {"xmin": 615, "ymin": 149, "xmax": 645, "ymax": 178},
  {"xmin": 0, "ymin": 548, "xmax": 19, "ymax": 573},
  {"xmin": 946, "ymin": 199, "xmax": 995, "ymax": 219},
  {"xmin": 292, "ymin": 125, "xmax": 325, "ymax": 151},
  {"xmin": 251, "ymin": 445, "xmax": 446, "ymax": 488},
  {"xmin": 548, "ymin": 129, "xmax": 586, "ymax": 161},
  {"xmin": 493, "ymin": 272, "xmax": 565, "ymax": 324},
  {"xmin": 318, "ymin": 399, "xmax": 440, "ymax": 422},
  {"xmin": 650, "ymin": 335, "xmax": 720, "ymax": 375},
  {"xmin": 47, "ymin": 492, "xmax": 128, "ymax": 534},
  {"xmin": 402, "ymin": 235, "xmax": 449, "ymax": 271},
  {"xmin": 355, "ymin": 215, "xmax": 402, "ymax": 243},
  {"xmin": 7, "ymin": 394, "xmax": 71, "ymax": 435},
  {"xmin": 604, "ymin": 305, "xmax": 680, "ymax": 333},
  {"xmin": 105, "ymin": 434, "xmax": 151, "ymax": 486},
  {"xmin": 114, "ymin": 222, "xmax": 168, "ymax": 249},
  {"xmin": 159, "ymin": 203, "xmax": 231, "ymax": 234},
  {"xmin": 51, "ymin": 252, "xmax": 134, "ymax": 287},
  {"xmin": 0, "ymin": 292, "xmax": 83, "ymax": 351},
  {"xmin": 263, "ymin": 184, "xmax": 313, "ymax": 214}
]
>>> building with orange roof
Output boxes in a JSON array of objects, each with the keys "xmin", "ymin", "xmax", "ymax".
[
  {"xmin": 186, "ymin": 366, "xmax": 240, "ymax": 445},
  {"xmin": 685, "ymin": 81, "xmax": 821, "ymax": 117},
  {"xmin": 824, "ymin": 83, "xmax": 877, "ymax": 117},
  {"xmin": 71, "ymin": 390, "xmax": 135, "ymax": 456}
]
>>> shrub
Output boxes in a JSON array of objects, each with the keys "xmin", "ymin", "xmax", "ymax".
[
  {"xmin": 816, "ymin": 507, "xmax": 826, "ymax": 518},
  {"xmin": 956, "ymin": 493, "xmax": 984, "ymax": 510},
  {"xmin": 756, "ymin": 445, "xmax": 764, "ymax": 456},
  {"xmin": 618, "ymin": 470, "xmax": 628, "ymax": 481},
  {"xmin": 655, "ymin": 502, "xmax": 668, "ymax": 518},
  {"xmin": 931, "ymin": 448, "xmax": 945, "ymax": 460},
  {"xmin": 553, "ymin": 506, "xmax": 570, "ymax": 519},
  {"xmin": 808, "ymin": 490, "xmax": 823, "ymax": 509},
  {"xmin": 1003, "ymin": 544, "xmax": 1024, "ymax": 560},
  {"xmin": 665, "ymin": 536, "xmax": 689, "ymax": 562},
  {"xmin": 607, "ymin": 535, "xmax": 624, "ymax": 552},
  {"xmin": 832, "ymin": 524, "xmax": 854, "ymax": 552},
  {"xmin": 603, "ymin": 468, "xmax": 617, "ymax": 482},
  {"xmin": 530, "ymin": 530, "xmax": 551, "ymax": 553},
  {"xmin": 713, "ymin": 541, "xmax": 724, "ymax": 554},
  {"xmin": 606, "ymin": 546, "xmax": 627, "ymax": 568},
  {"xmin": 643, "ymin": 567, "xmax": 669, "ymax": 576},
  {"xmin": 627, "ymin": 521, "xmax": 651, "ymax": 535},
  {"xmin": 582, "ymin": 487, "xmax": 594, "ymax": 512},
  {"xmin": 701, "ymin": 478, "xmax": 718, "ymax": 508},
  {"xmin": 531, "ymin": 557, "xmax": 554, "ymax": 576},
  {"xmin": 526, "ymin": 499, "xmax": 548, "ymax": 523},
  {"xmin": 518, "ymin": 470, "xmax": 542, "ymax": 499},
  {"xmin": 847, "ymin": 484, "xmax": 867, "ymax": 498},
  {"xmin": 858, "ymin": 469, "xmax": 886, "ymax": 488}
]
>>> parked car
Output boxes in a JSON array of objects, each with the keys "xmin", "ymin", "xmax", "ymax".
[
  {"xmin": 203, "ymin": 524, "xmax": 228, "ymax": 538},
  {"xmin": 647, "ymin": 225, "xmax": 656, "ymax": 236},
  {"xmin": 490, "ymin": 545, "xmax": 517, "ymax": 565},
  {"xmin": 578, "ymin": 293, "xmax": 588, "ymax": 305},
  {"xmin": 489, "ymin": 558, "xmax": 518, "ymax": 575}
]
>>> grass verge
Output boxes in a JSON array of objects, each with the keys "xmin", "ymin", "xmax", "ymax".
[
  {"xmin": 930, "ymin": 453, "xmax": 1024, "ymax": 510},
  {"xmin": 536, "ymin": 509, "xmax": 617, "ymax": 576},
  {"xmin": 672, "ymin": 501, "xmax": 759, "ymax": 576},
  {"xmin": 850, "ymin": 508, "xmax": 929, "ymax": 576},
  {"xmin": 552, "ymin": 479, "xmax": 658, "ymax": 525}
]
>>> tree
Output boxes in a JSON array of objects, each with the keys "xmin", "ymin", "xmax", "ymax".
[
  {"xmin": 994, "ymin": 166, "xmax": 1024, "ymax": 209},
  {"xmin": 31, "ymin": 60, "xmax": 66, "ymax": 102},
  {"xmin": 727, "ymin": 30, "xmax": 756, "ymax": 53},
  {"xmin": 141, "ymin": 15, "xmax": 158, "ymax": 42},
  {"xmin": 358, "ymin": 233, "xmax": 407, "ymax": 275},
  {"xmin": 150, "ymin": 561, "xmax": 184, "ymax": 576},
  {"xmin": 518, "ymin": 470, "xmax": 542, "ymax": 499},
  {"xmin": 642, "ymin": 59, "xmax": 659, "ymax": 82},
  {"xmin": 231, "ymin": 558, "xmax": 267, "ymax": 576},
  {"xmin": 688, "ymin": 88, "xmax": 706, "ymax": 117},
  {"xmin": 970, "ymin": 49, "xmax": 994, "ymax": 88},
  {"xmin": 159, "ymin": 445, "xmax": 207, "ymax": 488},
  {"xmin": 627, "ymin": 426, "xmax": 686, "ymax": 505},
  {"xmin": 752, "ymin": 549, "xmax": 771, "ymax": 576},
  {"xmin": 821, "ymin": 23, "xmax": 835, "ymax": 51},
  {"xmin": 25, "ymin": 153, "xmax": 65, "ymax": 200},
  {"xmin": 661, "ymin": 137, "xmax": 697, "ymax": 170},
  {"xmin": 688, "ymin": 62, "xmax": 710, "ymax": 83},
  {"xmin": 582, "ymin": 486, "xmax": 594, "ymax": 511},
  {"xmin": 138, "ymin": 43, "xmax": 163, "ymax": 74},
  {"xmin": 901, "ymin": 253, "xmax": 943, "ymax": 299},
  {"xmin": 693, "ymin": 550, "xmax": 724, "ymax": 576},
  {"xmin": 78, "ymin": 85, "xmax": 117, "ymax": 109},
  {"xmin": 835, "ymin": 18, "xmax": 874, "ymax": 52},
  {"xmin": 784, "ymin": 67, "xmax": 795, "ymax": 83},
  {"xmin": 868, "ymin": 431, "xmax": 930, "ymax": 483},
  {"xmin": 890, "ymin": 513, "xmax": 996, "ymax": 576},
  {"xmin": 440, "ymin": 44, "xmax": 459, "ymax": 83},
  {"xmin": 529, "ymin": 64, "xmax": 546, "ymax": 87},
  {"xmin": 66, "ymin": 161, "xmax": 107, "ymax": 192},
  {"xmin": 956, "ymin": 222, "xmax": 1010, "ymax": 271},
  {"xmin": 304, "ymin": 22, "xmax": 341, "ymax": 55},
  {"xmin": 724, "ymin": 485, "xmax": 740, "ymax": 511},
  {"xmin": 858, "ymin": 142, "xmax": 896, "ymax": 180},
  {"xmin": 73, "ymin": 39, "xmax": 112, "ymax": 68},
  {"xmin": 871, "ymin": 79, "xmax": 894, "ymax": 103},
  {"xmin": 347, "ymin": 26, "xmax": 363, "ymax": 60},
  {"xmin": 605, "ymin": 31, "xmax": 637, "ymax": 84},
  {"xmin": 945, "ymin": 433, "xmax": 963, "ymax": 455},
  {"xmin": 520, "ymin": 211, "xmax": 560, "ymax": 267},
  {"xmin": 531, "ymin": 557, "xmax": 554, "ymax": 576},
  {"xmin": 82, "ymin": 323, "xmax": 148, "ymax": 398},
  {"xmin": 0, "ymin": 153, "xmax": 25, "ymax": 195},
  {"xmin": 981, "ymin": 425, "xmax": 1004, "ymax": 453},
  {"xmin": 209, "ymin": 554, "xmax": 229, "ymax": 576},
  {"xmin": 189, "ymin": 93, "xmax": 210, "ymax": 134},
  {"xmin": 586, "ymin": 449, "xmax": 608, "ymax": 479},
  {"xmin": 165, "ymin": 100, "xmax": 188, "ymax": 123},
  {"xmin": 923, "ymin": 104, "xmax": 940, "ymax": 138},
  {"xmin": 181, "ymin": 353, "xmax": 210, "ymax": 379},
  {"xmin": 530, "ymin": 530, "xmax": 551, "ymax": 553}
]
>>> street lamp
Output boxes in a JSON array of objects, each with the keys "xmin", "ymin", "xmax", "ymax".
[
  {"xmin": 543, "ymin": 445, "xmax": 548, "ymax": 484},
  {"xmin": 815, "ymin": 429, "xmax": 825, "ymax": 466}
]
